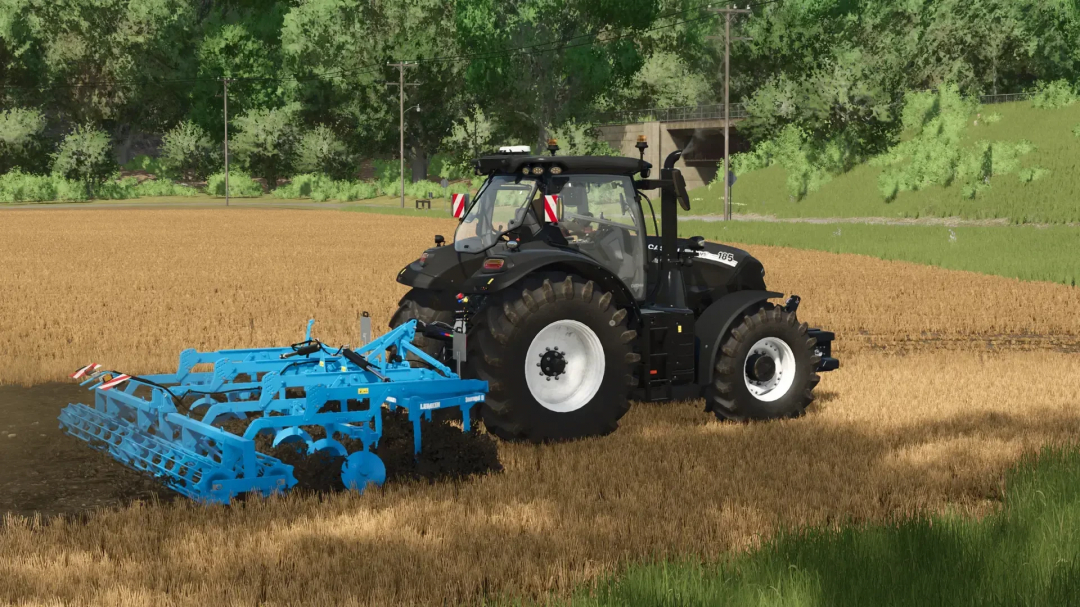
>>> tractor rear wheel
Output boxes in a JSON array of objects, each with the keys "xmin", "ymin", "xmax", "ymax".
[
  {"xmin": 709, "ymin": 305, "xmax": 821, "ymax": 421},
  {"xmin": 467, "ymin": 274, "xmax": 638, "ymax": 442},
  {"xmin": 389, "ymin": 288, "xmax": 455, "ymax": 368}
]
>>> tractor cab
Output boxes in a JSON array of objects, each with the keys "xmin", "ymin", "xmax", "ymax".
[{"xmin": 453, "ymin": 150, "xmax": 651, "ymax": 299}]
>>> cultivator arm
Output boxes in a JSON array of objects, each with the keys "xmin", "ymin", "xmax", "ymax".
[{"xmin": 58, "ymin": 319, "xmax": 487, "ymax": 504}]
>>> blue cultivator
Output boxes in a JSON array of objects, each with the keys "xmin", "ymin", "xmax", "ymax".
[{"xmin": 58, "ymin": 319, "xmax": 486, "ymax": 504}]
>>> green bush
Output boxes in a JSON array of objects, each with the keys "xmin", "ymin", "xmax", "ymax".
[
  {"xmin": 51, "ymin": 124, "xmax": 117, "ymax": 194},
  {"xmin": 294, "ymin": 125, "xmax": 354, "ymax": 180},
  {"xmin": 231, "ymin": 107, "xmax": 299, "ymax": 187},
  {"xmin": 0, "ymin": 170, "xmax": 87, "ymax": 202},
  {"xmin": 97, "ymin": 176, "xmax": 201, "ymax": 199},
  {"xmin": 1031, "ymin": 79, "xmax": 1078, "ymax": 109},
  {"xmin": 122, "ymin": 154, "xmax": 166, "ymax": 175},
  {"xmin": 1018, "ymin": 167, "xmax": 1049, "ymax": 184},
  {"xmin": 159, "ymin": 121, "xmax": 220, "ymax": 180},
  {"xmin": 0, "ymin": 108, "xmax": 49, "ymax": 174},
  {"xmin": 1073, "ymin": 124, "xmax": 1080, "ymax": 138},
  {"xmin": 273, "ymin": 173, "xmax": 378, "ymax": 201},
  {"xmin": 207, "ymin": 171, "xmax": 263, "ymax": 197},
  {"xmin": 728, "ymin": 124, "xmax": 863, "ymax": 200},
  {"xmin": 872, "ymin": 86, "xmax": 1035, "ymax": 201},
  {"xmin": 546, "ymin": 119, "xmax": 620, "ymax": 156}
]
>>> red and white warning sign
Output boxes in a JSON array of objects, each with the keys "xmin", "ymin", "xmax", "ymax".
[
  {"xmin": 70, "ymin": 363, "xmax": 101, "ymax": 379},
  {"xmin": 543, "ymin": 195, "xmax": 559, "ymax": 223},
  {"xmin": 98, "ymin": 374, "xmax": 132, "ymax": 391},
  {"xmin": 451, "ymin": 193, "xmax": 466, "ymax": 218}
]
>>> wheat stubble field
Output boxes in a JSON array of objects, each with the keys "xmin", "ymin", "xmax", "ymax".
[{"xmin": 1, "ymin": 209, "xmax": 1079, "ymax": 606}]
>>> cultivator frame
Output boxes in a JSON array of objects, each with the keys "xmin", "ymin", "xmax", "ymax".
[{"xmin": 58, "ymin": 320, "xmax": 486, "ymax": 504}]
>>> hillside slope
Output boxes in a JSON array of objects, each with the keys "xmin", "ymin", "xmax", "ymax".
[{"xmin": 691, "ymin": 101, "xmax": 1080, "ymax": 224}]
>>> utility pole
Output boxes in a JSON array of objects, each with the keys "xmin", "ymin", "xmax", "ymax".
[
  {"xmin": 218, "ymin": 78, "xmax": 231, "ymax": 206},
  {"xmin": 710, "ymin": 5, "xmax": 752, "ymax": 221},
  {"xmin": 386, "ymin": 61, "xmax": 419, "ymax": 208}
]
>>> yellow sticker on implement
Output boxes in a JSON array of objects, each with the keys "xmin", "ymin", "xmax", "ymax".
[
  {"xmin": 488, "ymin": 278, "xmax": 495, "ymax": 284},
  {"xmin": 357, "ymin": 388, "xmax": 369, "ymax": 395},
  {"xmin": 677, "ymin": 325, "xmax": 682, "ymax": 333},
  {"xmin": 319, "ymin": 361, "xmax": 325, "ymax": 367}
]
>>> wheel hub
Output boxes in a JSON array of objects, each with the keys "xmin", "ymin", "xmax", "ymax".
[
  {"xmin": 742, "ymin": 336, "xmax": 797, "ymax": 403},
  {"xmin": 524, "ymin": 319, "xmax": 606, "ymax": 413},
  {"xmin": 746, "ymin": 353, "xmax": 776, "ymax": 382},
  {"xmin": 538, "ymin": 348, "xmax": 567, "ymax": 379}
]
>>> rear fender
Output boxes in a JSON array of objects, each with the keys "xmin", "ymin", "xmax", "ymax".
[
  {"xmin": 461, "ymin": 249, "xmax": 639, "ymax": 312},
  {"xmin": 695, "ymin": 290, "xmax": 784, "ymax": 386}
]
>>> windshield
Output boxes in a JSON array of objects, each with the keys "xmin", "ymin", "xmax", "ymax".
[{"xmin": 454, "ymin": 175, "xmax": 539, "ymax": 252}]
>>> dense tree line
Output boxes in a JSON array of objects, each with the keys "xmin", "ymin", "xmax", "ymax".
[{"xmin": 1, "ymin": 0, "xmax": 1078, "ymax": 185}]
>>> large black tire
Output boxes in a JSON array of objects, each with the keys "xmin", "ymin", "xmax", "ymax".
[
  {"xmin": 709, "ymin": 305, "xmax": 821, "ymax": 421},
  {"xmin": 466, "ymin": 273, "xmax": 639, "ymax": 442},
  {"xmin": 389, "ymin": 288, "xmax": 456, "ymax": 368}
]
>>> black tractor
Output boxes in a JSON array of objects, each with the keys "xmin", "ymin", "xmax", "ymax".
[{"xmin": 392, "ymin": 140, "xmax": 839, "ymax": 442}]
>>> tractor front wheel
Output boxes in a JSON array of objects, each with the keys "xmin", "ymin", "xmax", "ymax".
[
  {"xmin": 709, "ymin": 305, "xmax": 821, "ymax": 421},
  {"xmin": 467, "ymin": 274, "xmax": 638, "ymax": 442}
]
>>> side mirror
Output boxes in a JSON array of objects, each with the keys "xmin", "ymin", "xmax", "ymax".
[
  {"xmin": 434, "ymin": 234, "xmax": 445, "ymax": 247},
  {"xmin": 672, "ymin": 169, "xmax": 690, "ymax": 211},
  {"xmin": 688, "ymin": 235, "xmax": 705, "ymax": 251}
]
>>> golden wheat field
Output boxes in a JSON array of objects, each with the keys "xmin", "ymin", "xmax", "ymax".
[{"xmin": 1, "ymin": 208, "xmax": 1079, "ymax": 606}]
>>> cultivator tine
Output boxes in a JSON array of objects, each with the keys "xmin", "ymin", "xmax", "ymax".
[{"xmin": 57, "ymin": 319, "xmax": 488, "ymax": 504}]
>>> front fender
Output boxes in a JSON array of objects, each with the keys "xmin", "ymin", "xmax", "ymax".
[
  {"xmin": 461, "ymin": 248, "xmax": 639, "ymax": 311},
  {"xmin": 695, "ymin": 290, "xmax": 784, "ymax": 386}
]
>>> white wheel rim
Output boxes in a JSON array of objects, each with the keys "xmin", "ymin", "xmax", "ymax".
[
  {"xmin": 743, "ymin": 337, "xmax": 796, "ymax": 403},
  {"xmin": 525, "ymin": 319, "xmax": 605, "ymax": 413}
]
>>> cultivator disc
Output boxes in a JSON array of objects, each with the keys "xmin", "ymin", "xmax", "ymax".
[{"xmin": 58, "ymin": 319, "xmax": 487, "ymax": 504}]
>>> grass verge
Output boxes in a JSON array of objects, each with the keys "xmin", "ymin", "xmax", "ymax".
[
  {"xmin": 565, "ymin": 443, "xmax": 1080, "ymax": 607},
  {"xmin": 681, "ymin": 220, "xmax": 1080, "ymax": 286}
]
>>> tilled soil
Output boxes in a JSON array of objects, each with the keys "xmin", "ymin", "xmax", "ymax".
[{"xmin": 0, "ymin": 383, "xmax": 501, "ymax": 520}]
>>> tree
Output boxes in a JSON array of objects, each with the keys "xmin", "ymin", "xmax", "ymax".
[
  {"xmin": 295, "ymin": 125, "xmax": 354, "ymax": 179},
  {"xmin": 159, "ymin": 121, "xmax": 220, "ymax": 181},
  {"xmin": 0, "ymin": 107, "xmax": 48, "ymax": 173},
  {"xmin": 281, "ymin": 0, "xmax": 465, "ymax": 183},
  {"xmin": 455, "ymin": 0, "xmax": 660, "ymax": 147},
  {"xmin": 51, "ymin": 123, "xmax": 116, "ymax": 195},
  {"xmin": 0, "ymin": 0, "xmax": 200, "ymax": 154},
  {"xmin": 231, "ymin": 106, "xmax": 300, "ymax": 187}
]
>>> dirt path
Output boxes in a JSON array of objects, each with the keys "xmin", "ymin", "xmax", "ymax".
[
  {"xmin": 683, "ymin": 213, "xmax": 1018, "ymax": 227},
  {"xmin": 6, "ymin": 201, "xmax": 1071, "ymax": 227}
]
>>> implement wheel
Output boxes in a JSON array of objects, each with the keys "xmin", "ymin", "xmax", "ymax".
[
  {"xmin": 708, "ymin": 305, "xmax": 821, "ymax": 421},
  {"xmin": 467, "ymin": 273, "xmax": 638, "ymax": 442}
]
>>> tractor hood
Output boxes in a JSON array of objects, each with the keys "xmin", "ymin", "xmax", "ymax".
[{"xmin": 645, "ymin": 236, "xmax": 768, "ymax": 313}]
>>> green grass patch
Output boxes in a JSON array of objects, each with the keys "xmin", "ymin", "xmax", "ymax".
[
  {"xmin": 562, "ymin": 443, "xmax": 1080, "ymax": 607},
  {"xmin": 692, "ymin": 100, "xmax": 1080, "ymax": 224},
  {"xmin": 680, "ymin": 220, "xmax": 1079, "ymax": 286}
]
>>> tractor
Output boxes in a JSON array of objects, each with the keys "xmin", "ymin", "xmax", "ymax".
[{"xmin": 392, "ymin": 139, "xmax": 839, "ymax": 442}]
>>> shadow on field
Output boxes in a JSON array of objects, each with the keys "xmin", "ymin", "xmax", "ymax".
[{"xmin": 4, "ymin": 379, "xmax": 1080, "ymax": 605}]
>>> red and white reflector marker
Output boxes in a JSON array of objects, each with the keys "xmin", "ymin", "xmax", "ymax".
[
  {"xmin": 543, "ymin": 195, "xmax": 559, "ymax": 224},
  {"xmin": 71, "ymin": 363, "xmax": 101, "ymax": 379},
  {"xmin": 451, "ymin": 193, "xmax": 466, "ymax": 218},
  {"xmin": 98, "ymin": 374, "xmax": 132, "ymax": 391}
]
